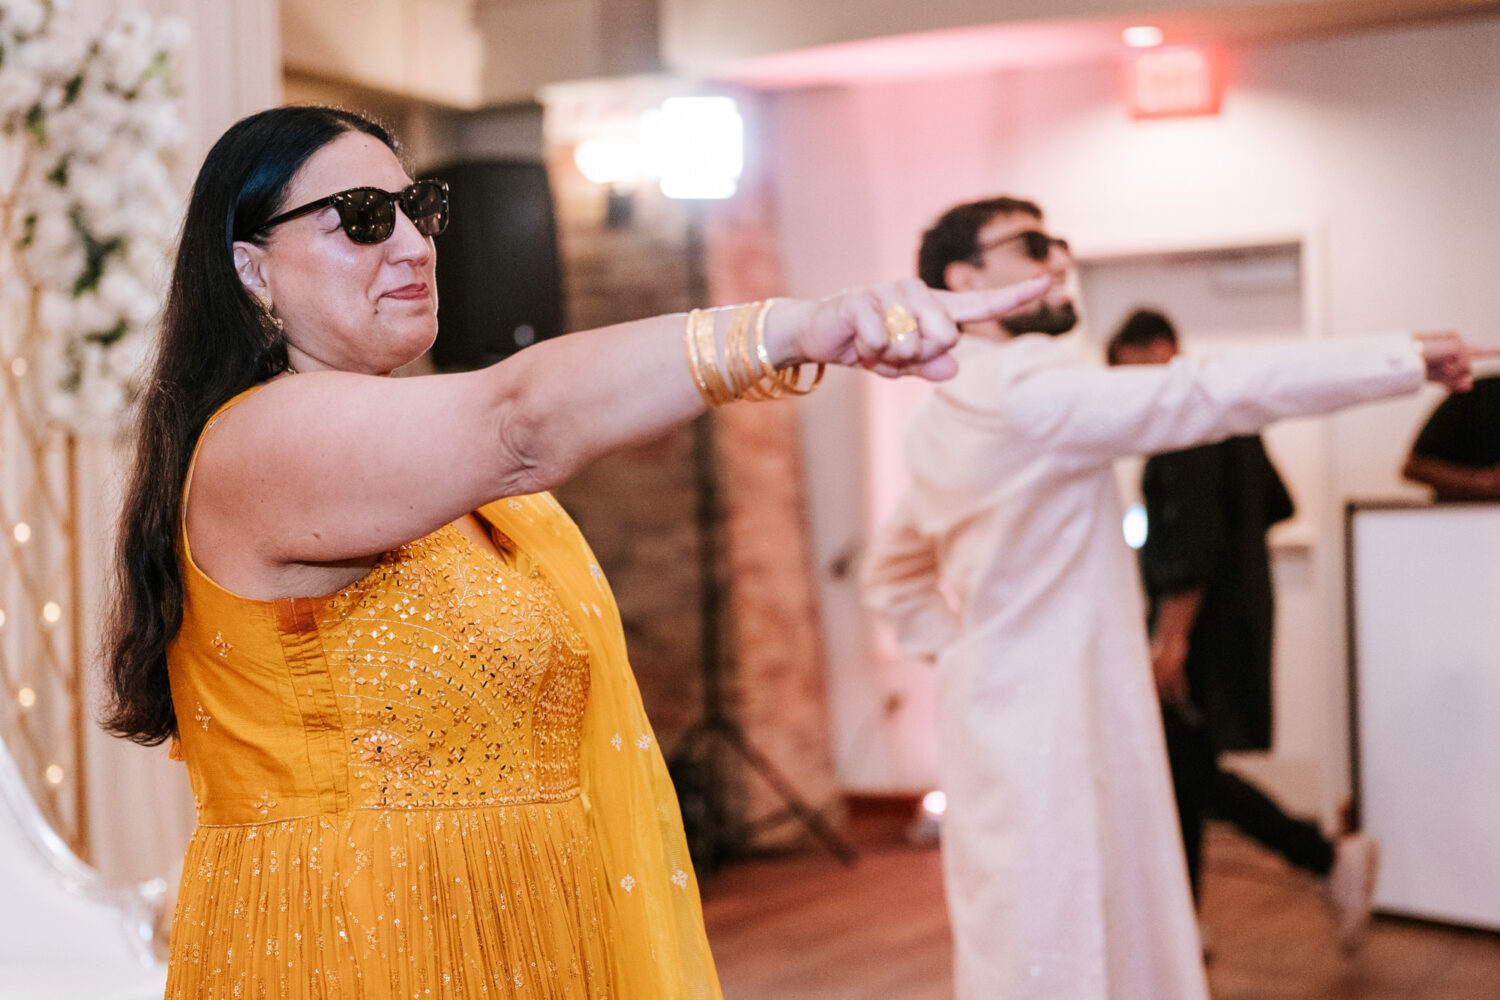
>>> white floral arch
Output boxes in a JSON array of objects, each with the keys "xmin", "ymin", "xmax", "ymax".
[
  {"xmin": 0, "ymin": 0, "xmax": 183, "ymax": 862},
  {"xmin": 2, "ymin": 0, "xmax": 183, "ymax": 427}
]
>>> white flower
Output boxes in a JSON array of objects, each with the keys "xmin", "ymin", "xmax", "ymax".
[
  {"xmin": 156, "ymin": 18, "xmax": 189, "ymax": 53},
  {"xmin": 80, "ymin": 368, "xmax": 126, "ymax": 420},
  {"xmin": 0, "ymin": 69, "xmax": 44, "ymax": 120},
  {"xmin": 107, "ymin": 328, "xmax": 150, "ymax": 377},
  {"xmin": 70, "ymin": 294, "xmax": 118, "ymax": 337},
  {"xmin": 2, "ymin": 3, "xmax": 183, "ymax": 429},
  {"xmin": 619, "ymin": 875, "xmax": 635, "ymax": 893},
  {"xmin": 38, "ymin": 290, "xmax": 76, "ymax": 335},
  {"xmin": 4, "ymin": 0, "xmax": 50, "ymax": 37},
  {"xmin": 98, "ymin": 268, "xmax": 148, "ymax": 320}
]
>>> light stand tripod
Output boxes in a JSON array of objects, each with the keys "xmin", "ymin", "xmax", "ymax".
[{"xmin": 666, "ymin": 204, "xmax": 857, "ymax": 872}]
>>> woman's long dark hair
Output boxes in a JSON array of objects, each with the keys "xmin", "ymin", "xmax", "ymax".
[{"xmin": 103, "ymin": 106, "xmax": 397, "ymax": 745}]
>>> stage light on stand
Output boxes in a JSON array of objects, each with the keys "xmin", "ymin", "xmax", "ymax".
[
  {"xmin": 574, "ymin": 135, "xmax": 645, "ymax": 228},
  {"xmin": 644, "ymin": 96, "xmax": 744, "ymax": 201},
  {"xmin": 569, "ymin": 94, "xmax": 746, "ymax": 230},
  {"xmin": 573, "ymin": 136, "xmax": 645, "ymax": 187}
]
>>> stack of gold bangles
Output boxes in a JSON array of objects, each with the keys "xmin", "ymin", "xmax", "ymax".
[{"xmin": 685, "ymin": 299, "xmax": 826, "ymax": 406}]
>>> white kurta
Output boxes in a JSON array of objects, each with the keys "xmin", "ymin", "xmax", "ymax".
[{"xmin": 863, "ymin": 331, "xmax": 1425, "ymax": 1000}]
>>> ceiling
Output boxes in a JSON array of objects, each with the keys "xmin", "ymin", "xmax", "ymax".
[{"xmin": 711, "ymin": 0, "xmax": 1500, "ymax": 89}]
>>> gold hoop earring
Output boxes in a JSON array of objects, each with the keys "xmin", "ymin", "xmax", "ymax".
[{"xmin": 258, "ymin": 300, "xmax": 283, "ymax": 333}]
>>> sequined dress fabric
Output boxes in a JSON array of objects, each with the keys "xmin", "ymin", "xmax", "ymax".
[{"xmin": 165, "ymin": 514, "xmax": 618, "ymax": 998}]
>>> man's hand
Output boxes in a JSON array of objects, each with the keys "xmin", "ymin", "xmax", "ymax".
[
  {"xmin": 1149, "ymin": 589, "xmax": 1203, "ymax": 704},
  {"xmin": 1415, "ymin": 332, "xmax": 1500, "ymax": 392}
]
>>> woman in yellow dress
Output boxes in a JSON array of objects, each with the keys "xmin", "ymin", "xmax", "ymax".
[{"xmin": 99, "ymin": 105, "xmax": 1048, "ymax": 998}]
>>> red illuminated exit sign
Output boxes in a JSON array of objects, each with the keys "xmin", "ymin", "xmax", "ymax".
[{"xmin": 1128, "ymin": 46, "xmax": 1224, "ymax": 119}]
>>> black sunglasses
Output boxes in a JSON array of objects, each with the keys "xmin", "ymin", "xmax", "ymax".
[
  {"xmin": 252, "ymin": 179, "xmax": 450, "ymax": 245},
  {"xmin": 974, "ymin": 229, "xmax": 1070, "ymax": 263}
]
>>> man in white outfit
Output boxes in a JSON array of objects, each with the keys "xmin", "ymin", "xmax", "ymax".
[{"xmin": 861, "ymin": 195, "xmax": 1478, "ymax": 1000}]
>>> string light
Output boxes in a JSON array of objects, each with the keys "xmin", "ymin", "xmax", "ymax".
[
  {"xmin": 17, "ymin": 686, "xmax": 35, "ymax": 708},
  {"xmin": 0, "ymin": 607, "xmax": 7, "ymax": 629},
  {"xmin": 45, "ymin": 764, "xmax": 64, "ymax": 785},
  {"xmin": 41, "ymin": 601, "xmax": 61, "ymax": 624},
  {"xmin": 10, "ymin": 357, "xmax": 27, "ymax": 377},
  {"xmin": 12, "ymin": 522, "xmax": 30, "ymax": 543}
]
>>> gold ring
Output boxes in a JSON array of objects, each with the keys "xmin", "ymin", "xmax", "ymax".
[{"xmin": 884, "ymin": 303, "xmax": 918, "ymax": 345}]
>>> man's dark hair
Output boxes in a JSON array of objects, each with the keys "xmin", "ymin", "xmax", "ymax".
[
  {"xmin": 917, "ymin": 196, "xmax": 1043, "ymax": 290},
  {"xmin": 1106, "ymin": 308, "xmax": 1179, "ymax": 365}
]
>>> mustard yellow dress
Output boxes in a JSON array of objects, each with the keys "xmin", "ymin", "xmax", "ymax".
[{"xmin": 165, "ymin": 400, "xmax": 722, "ymax": 999}]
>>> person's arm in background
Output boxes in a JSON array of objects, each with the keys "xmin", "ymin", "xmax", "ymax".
[
  {"xmin": 1401, "ymin": 454, "xmax": 1500, "ymax": 499},
  {"xmin": 1402, "ymin": 389, "xmax": 1500, "ymax": 499},
  {"xmin": 1150, "ymin": 591, "xmax": 1203, "ymax": 704},
  {"xmin": 1001, "ymin": 333, "xmax": 1475, "ymax": 475},
  {"xmin": 861, "ymin": 498, "xmax": 959, "ymax": 661}
]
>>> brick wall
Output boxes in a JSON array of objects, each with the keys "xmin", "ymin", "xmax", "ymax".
[{"xmin": 545, "ymin": 114, "xmax": 843, "ymax": 858}]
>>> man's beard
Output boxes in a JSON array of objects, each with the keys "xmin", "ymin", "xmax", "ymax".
[{"xmin": 1001, "ymin": 300, "xmax": 1078, "ymax": 337}]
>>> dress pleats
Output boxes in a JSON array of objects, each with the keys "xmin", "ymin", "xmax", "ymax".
[{"xmin": 167, "ymin": 803, "xmax": 616, "ymax": 999}]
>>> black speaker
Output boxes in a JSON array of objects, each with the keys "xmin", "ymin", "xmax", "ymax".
[{"xmin": 426, "ymin": 159, "xmax": 565, "ymax": 371}]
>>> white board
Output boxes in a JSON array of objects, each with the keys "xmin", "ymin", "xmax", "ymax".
[{"xmin": 1348, "ymin": 503, "xmax": 1500, "ymax": 930}]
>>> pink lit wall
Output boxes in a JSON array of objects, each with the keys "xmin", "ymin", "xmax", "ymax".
[{"xmin": 777, "ymin": 14, "xmax": 1500, "ymax": 815}]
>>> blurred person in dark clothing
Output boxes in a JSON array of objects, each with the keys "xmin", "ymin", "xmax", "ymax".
[
  {"xmin": 1403, "ymin": 374, "xmax": 1500, "ymax": 499},
  {"xmin": 1108, "ymin": 309, "xmax": 1378, "ymax": 953}
]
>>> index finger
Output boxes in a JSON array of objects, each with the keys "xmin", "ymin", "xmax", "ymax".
[{"xmin": 935, "ymin": 276, "xmax": 1053, "ymax": 325}]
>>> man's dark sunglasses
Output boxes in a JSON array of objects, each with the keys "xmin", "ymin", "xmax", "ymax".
[
  {"xmin": 974, "ymin": 229, "xmax": 1070, "ymax": 263},
  {"xmin": 253, "ymin": 179, "xmax": 450, "ymax": 245}
]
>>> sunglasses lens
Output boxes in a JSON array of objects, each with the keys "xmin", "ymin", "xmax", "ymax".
[
  {"xmin": 403, "ymin": 181, "xmax": 449, "ymax": 237},
  {"xmin": 337, "ymin": 189, "xmax": 397, "ymax": 244}
]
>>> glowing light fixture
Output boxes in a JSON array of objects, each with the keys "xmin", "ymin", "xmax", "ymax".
[
  {"xmin": 10, "ymin": 357, "xmax": 26, "ymax": 377},
  {"xmin": 573, "ymin": 136, "xmax": 645, "ymax": 187},
  {"xmin": 17, "ymin": 686, "xmax": 36, "ymax": 708},
  {"xmin": 12, "ymin": 522, "xmax": 30, "ymax": 544},
  {"xmin": 45, "ymin": 764, "xmax": 64, "ymax": 785},
  {"xmin": 643, "ymin": 96, "xmax": 744, "ymax": 200},
  {"xmin": 1123, "ymin": 25, "xmax": 1164, "ymax": 48},
  {"xmin": 921, "ymin": 790, "xmax": 948, "ymax": 816},
  {"xmin": 41, "ymin": 601, "xmax": 62, "ymax": 624}
]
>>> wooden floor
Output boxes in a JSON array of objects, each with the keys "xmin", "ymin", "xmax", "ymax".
[{"xmin": 700, "ymin": 823, "xmax": 1500, "ymax": 1000}]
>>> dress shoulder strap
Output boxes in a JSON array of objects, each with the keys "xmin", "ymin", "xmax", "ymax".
[{"xmin": 180, "ymin": 385, "xmax": 266, "ymax": 556}]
